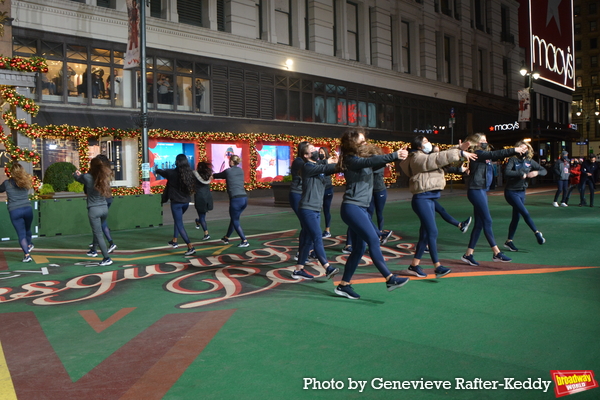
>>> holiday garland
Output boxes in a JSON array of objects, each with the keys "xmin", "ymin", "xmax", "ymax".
[{"xmin": 2, "ymin": 56, "xmax": 465, "ymax": 196}]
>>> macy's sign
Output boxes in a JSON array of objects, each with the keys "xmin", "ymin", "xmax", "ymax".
[{"xmin": 489, "ymin": 121, "xmax": 520, "ymax": 131}]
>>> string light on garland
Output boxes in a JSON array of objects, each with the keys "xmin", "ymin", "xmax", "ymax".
[{"xmin": 0, "ymin": 56, "xmax": 48, "ymax": 73}]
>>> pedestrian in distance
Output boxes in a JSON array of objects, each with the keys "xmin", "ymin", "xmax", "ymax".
[
  {"xmin": 156, "ymin": 154, "xmax": 197, "ymax": 256},
  {"xmin": 503, "ymin": 140, "xmax": 547, "ymax": 252},
  {"xmin": 74, "ymin": 155, "xmax": 116, "ymax": 266},
  {"xmin": 213, "ymin": 155, "xmax": 249, "ymax": 247},
  {"xmin": 335, "ymin": 129, "xmax": 409, "ymax": 300},
  {"xmin": 0, "ymin": 162, "xmax": 35, "ymax": 262},
  {"xmin": 291, "ymin": 142, "xmax": 340, "ymax": 280},
  {"xmin": 193, "ymin": 161, "xmax": 214, "ymax": 240},
  {"xmin": 564, "ymin": 158, "xmax": 582, "ymax": 206},
  {"xmin": 579, "ymin": 154, "xmax": 598, "ymax": 207},
  {"xmin": 460, "ymin": 133, "xmax": 528, "ymax": 267},
  {"xmin": 400, "ymin": 136, "xmax": 476, "ymax": 278},
  {"xmin": 552, "ymin": 151, "xmax": 570, "ymax": 207}
]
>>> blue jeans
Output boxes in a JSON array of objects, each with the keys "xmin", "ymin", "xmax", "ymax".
[
  {"xmin": 226, "ymin": 196, "xmax": 247, "ymax": 240},
  {"xmin": 434, "ymin": 200, "xmax": 459, "ymax": 226},
  {"xmin": 322, "ymin": 187, "xmax": 333, "ymax": 229},
  {"xmin": 411, "ymin": 196, "xmax": 440, "ymax": 263},
  {"xmin": 290, "ymin": 191, "xmax": 309, "ymax": 253},
  {"xmin": 554, "ymin": 180, "xmax": 569, "ymax": 203},
  {"xmin": 467, "ymin": 189, "xmax": 497, "ymax": 249},
  {"xmin": 340, "ymin": 203, "xmax": 392, "ymax": 282},
  {"xmin": 298, "ymin": 208, "xmax": 328, "ymax": 266},
  {"xmin": 9, "ymin": 206, "xmax": 33, "ymax": 254},
  {"xmin": 171, "ymin": 202, "xmax": 191, "ymax": 244},
  {"xmin": 504, "ymin": 189, "xmax": 538, "ymax": 240},
  {"xmin": 580, "ymin": 180, "xmax": 595, "ymax": 206}
]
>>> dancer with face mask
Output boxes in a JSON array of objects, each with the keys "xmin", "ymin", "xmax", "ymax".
[
  {"xmin": 291, "ymin": 143, "xmax": 339, "ymax": 280},
  {"xmin": 400, "ymin": 136, "xmax": 476, "ymax": 278},
  {"xmin": 318, "ymin": 147, "xmax": 335, "ymax": 238},
  {"xmin": 460, "ymin": 134, "xmax": 528, "ymax": 266},
  {"xmin": 335, "ymin": 130, "xmax": 409, "ymax": 299},
  {"xmin": 503, "ymin": 141, "xmax": 547, "ymax": 252}
]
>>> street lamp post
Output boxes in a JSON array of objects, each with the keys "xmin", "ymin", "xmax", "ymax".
[{"xmin": 520, "ymin": 65, "xmax": 540, "ymax": 160}]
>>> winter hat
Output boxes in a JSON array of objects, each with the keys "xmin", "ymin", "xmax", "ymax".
[{"xmin": 561, "ymin": 151, "xmax": 568, "ymax": 157}]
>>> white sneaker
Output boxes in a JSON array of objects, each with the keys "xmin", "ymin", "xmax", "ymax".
[
  {"xmin": 560, "ymin": 203, "xmax": 568, "ymax": 207},
  {"xmin": 552, "ymin": 202, "xmax": 559, "ymax": 207}
]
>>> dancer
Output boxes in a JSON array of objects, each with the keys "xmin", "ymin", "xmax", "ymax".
[
  {"xmin": 0, "ymin": 162, "xmax": 34, "ymax": 262},
  {"xmin": 335, "ymin": 130, "xmax": 409, "ymax": 300},
  {"xmin": 156, "ymin": 154, "xmax": 196, "ymax": 256},
  {"xmin": 431, "ymin": 146, "xmax": 472, "ymax": 234},
  {"xmin": 194, "ymin": 161, "xmax": 213, "ymax": 240},
  {"xmin": 503, "ymin": 140, "xmax": 547, "ymax": 251},
  {"xmin": 368, "ymin": 152, "xmax": 393, "ymax": 245},
  {"xmin": 579, "ymin": 154, "xmax": 598, "ymax": 207},
  {"xmin": 400, "ymin": 136, "xmax": 476, "ymax": 278},
  {"xmin": 213, "ymin": 155, "xmax": 249, "ymax": 247},
  {"xmin": 290, "ymin": 142, "xmax": 311, "ymax": 259},
  {"xmin": 319, "ymin": 147, "xmax": 334, "ymax": 238},
  {"xmin": 291, "ymin": 143, "xmax": 339, "ymax": 280},
  {"xmin": 460, "ymin": 133, "xmax": 527, "ymax": 266},
  {"xmin": 75, "ymin": 155, "xmax": 116, "ymax": 266},
  {"xmin": 87, "ymin": 154, "xmax": 117, "ymax": 256},
  {"xmin": 552, "ymin": 151, "xmax": 570, "ymax": 207}
]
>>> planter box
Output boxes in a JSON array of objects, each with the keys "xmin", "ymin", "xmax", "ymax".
[
  {"xmin": 0, "ymin": 201, "xmax": 40, "ymax": 241},
  {"xmin": 38, "ymin": 194, "xmax": 162, "ymax": 236},
  {"xmin": 271, "ymin": 182, "xmax": 291, "ymax": 208}
]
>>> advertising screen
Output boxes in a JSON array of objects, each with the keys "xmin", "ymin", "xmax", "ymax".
[
  {"xmin": 150, "ymin": 141, "xmax": 196, "ymax": 185},
  {"xmin": 256, "ymin": 144, "xmax": 291, "ymax": 181}
]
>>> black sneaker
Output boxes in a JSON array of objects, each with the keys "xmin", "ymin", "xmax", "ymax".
[
  {"xmin": 461, "ymin": 253, "xmax": 479, "ymax": 266},
  {"xmin": 322, "ymin": 231, "xmax": 332, "ymax": 238},
  {"xmin": 459, "ymin": 217, "xmax": 472, "ymax": 234},
  {"xmin": 22, "ymin": 255, "xmax": 32, "ymax": 263},
  {"xmin": 99, "ymin": 257, "xmax": 113, "ymax": 266},
  {"xmin": 291, "ymin": 269, "xmax": 314, "ymax": 280},
  {"xmin": 535, "ymin": 231, "xmax": 545, "ymax": 245},
  {"xmin": 202, "ymin": 234, "xmax": 211, "ymax": 241},
  {"xmin": 325, "ymin": 265, "xmax": 339, "ymax": 279},
  {"xmin": 107, "ymin": 244, "xmax": 117, "ymax": 254},
  {"xmin": 221, "ymin": 237, "xmax": 229, "ymax": 245},
  {"xmin": 184, "ymin": 247, "xmax": 196, "ymax": 256},
  {"xmin": 87, "ymin": 250, "xmax": 98, "ymax": 257},
  {"xmin": 237, "ymin": 241, "xmax": 250, "ymax": 248},
  {"xmin": 424, "ymin": 247, "xmax": 430, "ymax": 254},
  {"xmin": 504, "ymin": 240, "xmax": 518, "ymax": 252},
  {"xmin": 386, "ymin": 275, "xmax": 409, "ymax": 291},
  {"xmin": 341, "ymin": 246, "xmax": 352, "ymax": 254},
  {"xmin": 28, "ymin": 244, "xmax": 35, "ymax": 252},
  {"xmin": 408, "ymin": 265, "xmax": 427, "ymax": 278},
  {"xmin": 194, "ymin": 218, "xmax": 201, "ymax": 230},
  {"xmin": 308, "ymin": 250, "xmax": 318, "ymax": 261},
  {"xmin": 434, "ymin": 266, "xmax": 451, "ymax": 277},
  {"xmin": 335, "ymin": 284, "xmax": 360, "ymax": 299},
  {"xmin": 168, "ymin": 240, "xmax": 179, "ymax": 249},
  {"xmin": 492, "ymin": 252, "xmax": 512, "ymax": 262},
  {"xmin": 380, "ymin": 230, "xmax": 393, "ymax": 245}
]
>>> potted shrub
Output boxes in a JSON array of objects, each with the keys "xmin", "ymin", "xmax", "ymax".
[
  {"xmin": 271, "ymin": 174, "xmax": 292, "ymax": 207},
  {"xmin": 42, "ymin": 162, "xmax": 84, "ymax": 198}
]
